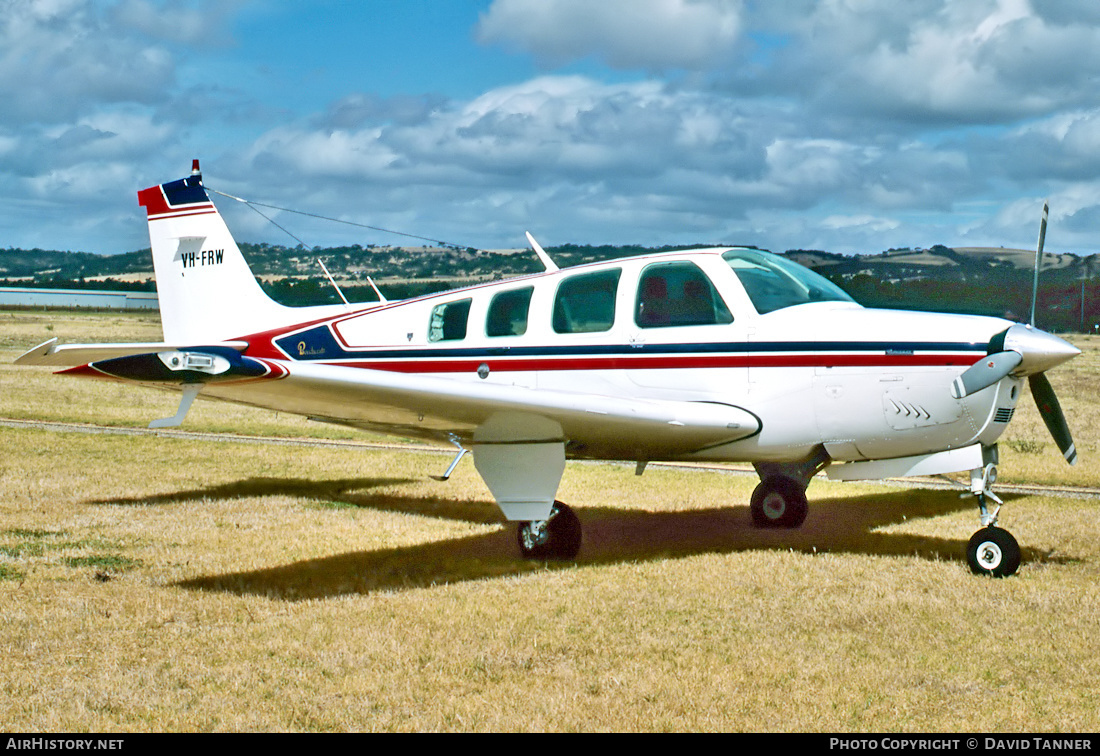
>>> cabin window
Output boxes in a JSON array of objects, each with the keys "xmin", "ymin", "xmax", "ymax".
[
  {"xmin": 428, "ymin": 298, "xmax": 472, "ymax": 342},
  {"xmin": 486, "ymin": 287, "xmax": 533, "ymax": 337},
  {"xmin": 635, "ymin": 261, "xmax": 733, "ymax": 328},
  {"xmin": 553, "ymin": 269, "xmax": 621, "ymax": 334},
  {"xmin": 722, "ymin": 249, "xmax": 855, "ymax": 314}
]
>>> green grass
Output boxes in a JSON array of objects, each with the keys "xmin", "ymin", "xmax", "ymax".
[
  {"xmin": 0, "ymin": 563, "xmax": 25, "ymax": 581},
  {"xmin": 0, "ymin": 526, "xmax": 139, "ymax": 578},
  {"xmin": 62, "ymin": 555, "xmax": 143, "ymax": 571}
]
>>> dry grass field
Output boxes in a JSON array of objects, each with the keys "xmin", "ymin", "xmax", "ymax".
[{"xmin": 1, "ymin": 309, "xmax": 1099, "ymax": 732}]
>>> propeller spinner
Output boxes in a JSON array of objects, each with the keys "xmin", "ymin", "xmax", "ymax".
[{"xmin": 951, "ymin": 323, "xmax": 1079, "ymax": 465}]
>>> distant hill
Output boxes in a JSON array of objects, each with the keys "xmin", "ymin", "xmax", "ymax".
[
  {"xmin": 787, "ymin": 245, "xmax": 1092, "ymax": 276},
  {"xmin": 0, "ymin": 247, "xmax": 151, "ymax": 282},
  {"xmin": 787, "ymin": 245, "xmax": 1099, "ymax": 332},
  {"xmin": 3, "ymin": 242, "xmax": 1098, "ymax": 332}
]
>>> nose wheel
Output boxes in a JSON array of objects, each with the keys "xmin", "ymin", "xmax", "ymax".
[
  {"xmin": 965, "ymin": 463, "xmax": 1021, "ymax": 577},
  {"xmin": 967, "ymin": 525, "xmax": 1021, "ymax": 578},
  {"xmin": 517, "ymin": 501, "xmax": 582, "ymax": 560}
]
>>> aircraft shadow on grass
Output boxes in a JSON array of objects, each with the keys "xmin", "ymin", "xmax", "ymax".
[
  {"xmin": 89, "ymin": 476, "xmax": 503, "ymax": 525},
  {"xmin": 93, "ymin": 475, "xmax": 1072, "ymax": 600}
]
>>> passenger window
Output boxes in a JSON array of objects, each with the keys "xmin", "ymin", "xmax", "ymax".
[
  {"xmin": 428, "ymin": 298, "xmax": 472, "ymax": 342},
  {"xmin": 635, "ymin": 262, "xmax": 733, "ymax": 328},
  {"xmin": 486, "ymin": 287, "xmax": 533, "ymax": 337},
  {"xmin": 553, "ymin": 269, "xmax": 621, "ymax": 334}
]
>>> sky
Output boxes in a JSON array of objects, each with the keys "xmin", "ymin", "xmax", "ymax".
[{"xmin": 4, "ymin": 0, "xmax": 1100, "ymax": 257}]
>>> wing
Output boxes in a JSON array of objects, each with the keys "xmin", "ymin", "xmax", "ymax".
[
  {"xmin": 59, "ymin": 347, "xmax": 761, "ymax": 459},
  {"xmin": 274, "ymin": 361, "xmax": 760, "ymax": 457}
]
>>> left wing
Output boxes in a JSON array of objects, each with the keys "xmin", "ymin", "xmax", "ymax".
[
  {"xmin": 52, "ymin": 345, "xmax": 761, "ymax": 458},
  {"xmin": 277, "ymin": 360, "xmax": 761, "ymax": 457}
]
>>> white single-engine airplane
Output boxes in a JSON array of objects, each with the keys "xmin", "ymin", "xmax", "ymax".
[{"xmin": 16, "ymin": 162, "xmax": 1081, "ymax": 576}]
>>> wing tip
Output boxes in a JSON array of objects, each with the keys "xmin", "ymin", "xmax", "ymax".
[{"xmin": 14, "ymin": 338, "xmax": 59, "ymax": 365}]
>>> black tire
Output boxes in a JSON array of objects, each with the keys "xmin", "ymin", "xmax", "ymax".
[
  {"xmin": 750, "ymin": 475, "xmax": 809, "ymax": 529},
  {"xmin": 517, "ymin": 501, "xmax": 582, "ymax": 560},
  {"xmin": 966, "ymin": 527, "xmax": 1021, "ymax": 577}
]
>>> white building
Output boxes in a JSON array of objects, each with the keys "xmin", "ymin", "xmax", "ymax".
[{"xmin": 0, "ymin": 287, "xmax": 158, "ymax": 310}]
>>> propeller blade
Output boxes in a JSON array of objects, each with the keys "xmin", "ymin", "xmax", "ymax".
[
  {"xmin": 1029, "ymin": 372, "xmax": 1077, "ymax": 465},
  {"xmin": 951, "ymin": 351, "xmax": 1023, "ymax": 399},
  {"xmin": 1030, "ymin": 200, "xmax": 1048, "ymax": 327}
]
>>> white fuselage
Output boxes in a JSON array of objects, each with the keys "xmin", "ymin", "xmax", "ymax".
[{"xmin": 223, "ymin": 247, "xmax": 1019, "ymax": 466}]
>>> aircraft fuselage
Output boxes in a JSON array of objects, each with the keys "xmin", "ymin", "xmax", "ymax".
[{"xmin": 209, "ymin": 247, "xmax": 1023, "ymax": 467}]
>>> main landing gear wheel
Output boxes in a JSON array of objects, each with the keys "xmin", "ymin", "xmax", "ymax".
[
  {"xmin": 966, "ymin": 527, "xmax": 1021, "ymax": 578},
  {"xmin": 750, "ymin": 475, "xmax": 809, "ymax": 529},
  {"xmin": 517, "ymin": 501, "xmax": 582, "ymax": 560}
]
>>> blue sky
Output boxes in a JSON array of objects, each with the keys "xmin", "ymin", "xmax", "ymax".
[{"xmin": 3, "ymin": 0, "xmax": 1100, "ymax": 257}]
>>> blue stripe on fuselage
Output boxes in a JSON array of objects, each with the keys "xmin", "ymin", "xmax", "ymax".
[{"xmin": 274, "ymin": 325, "xmax": 989, "ymax": 362}]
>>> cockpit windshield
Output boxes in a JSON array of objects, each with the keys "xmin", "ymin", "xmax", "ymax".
[{"xmin": 722, "ymin": 249, "xmax": 856, "ymax": 315}]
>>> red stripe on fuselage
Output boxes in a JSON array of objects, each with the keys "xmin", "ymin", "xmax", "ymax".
[{"xmin": 318, "ymin": 352, "xmax": 978, "ymax": 374}]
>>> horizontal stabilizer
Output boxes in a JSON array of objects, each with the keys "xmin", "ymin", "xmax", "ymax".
[{"xmin": 15, "ymin": 338, "xmax": 248, "ymax": 367}]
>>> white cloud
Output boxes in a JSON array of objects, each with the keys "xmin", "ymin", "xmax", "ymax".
[
  {"xmin": 240, "ymin": 77, "xmax": 775, "ymax": 205},
  {"xmin": 109, "ymin": 0, "xmax": 239, "ymax": 46},
  {"xmin": 479, "ymin": 1, "xmax": 1100, "ymax": 125},
  {"xmin": 0, "ymin": 1, "xmax": 247, "ymax": 251},
  {"xmin": 822, "ymin": 214, "xmax": 900, "ymax": 233},
  {"xmin": 225, "ymin": 72, "xmax": 1002, "ymax": 253},
  {"xmin": 5, "ymin": 2, "xmax": 1100, "ymax": 257},
  {"xmin": 477, "ymin": 0, "xmax": 744, "ymax": 70},
  {"xmin": 770, "ymin": 0, "xmax": 1100, "ymax": 123},
  {"xmin": 0, "ymin": 0, "xmax": 178, "ymax": 125}
]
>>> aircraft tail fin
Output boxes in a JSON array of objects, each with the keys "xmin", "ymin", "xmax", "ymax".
[{"xmin": 137, "ymin": 160, "xmax": 316, "ymax": 344}]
